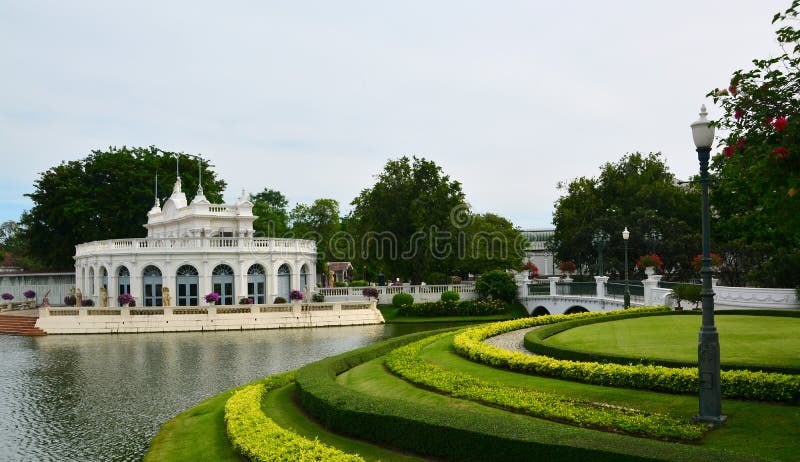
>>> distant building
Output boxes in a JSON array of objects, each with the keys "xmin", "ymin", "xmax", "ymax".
[
  {"xmin": 73, "ymin": 177, "xmax": 316, "ymax": 307},
  {"xmin": 326, "ymin": 262, "xmax": 354, "ymax": 285},
  {"xmin": 520, "ymin": 229, "xmax": 555, "ymax": 275}
]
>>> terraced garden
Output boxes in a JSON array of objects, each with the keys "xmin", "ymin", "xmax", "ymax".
[{"xmin": 146, "ymin": 308, "xmax": 800, "ymax": 461}]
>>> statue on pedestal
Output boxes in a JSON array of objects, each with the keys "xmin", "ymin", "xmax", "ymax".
[{"xmin": 162, "ymin": 286, "xmax": 171, "ymax": 307}]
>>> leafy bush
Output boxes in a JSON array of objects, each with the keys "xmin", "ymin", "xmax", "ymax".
[
  {"xmin": 311, "ymin": 292, "xmax": 325, "ymax": 302},
  {"xmin": 440, "ymin": 290, "xmax": 460, "ymax": 303},
  {"xmin": 289, "ymin": 290, "xmax": 304, "ymax": 301},
  {"xmin": 398, "ymin": 299, "xmax": 505, "ymax": 317},
  {"xmin": 672, "ymin": 284, "xmax": 701, "ymax": 309},
  {"xmin": 273, "ymin": 297, "xmax": 287, "ymax": 304},
  {"xmin": 392, "ymin": 292, "xmax": 413, "ymax": 307},
  {"xmin": 224, "ymin": 372, "xmax": 363, "ymax": 462},
  {"xmin": 452, "ymin": 308, "xmax": 800, "ymax": 403},
  {"xmin": 239, "ymin": 297, "xmax": 252, "ymax": 304},
  {"xmin": 349, "ymin": 279, "xmax": 369, "ymax": 287},
  {"xmin": 64, "ymin": 295, "xmax": 77, "ymax": 306},
  {"xmin": 426, "ymin": 272, "xmax": 448, "ymax": 284},
  {"xmin": 362, "ymin": 287, "xmax": 379, "ymax": 300},
  {"xmin": 475, "ymin": 270, "xmax": 517, "ymax": 302},
  {"xmin": 117, "ymin": 293, "xmax": 134, "ymax": 307},
  {"xmin": 334, "ymin": 281, "xmax": 347, "ymax": 287},
  {"xmin": 81, "ymin": 299, "xmax": 95, "ymax": 307},
  {"xmin": 385, "ymin": 333, "xmax": 704, "ymax": 441}
]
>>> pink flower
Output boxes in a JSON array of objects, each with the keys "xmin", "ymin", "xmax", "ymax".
[
  {"xmin": 771, "ymin": 147, "xmax": 788, "ymax": 159},
  {"xmin": 773, "ymin": 117, "xmax": 789, "ymax": 131},
  {"xmin": 723, "ymin": 146, "xmax": 734, "ymax": 158},
  {"xmin": 736, "ymin": 138, "xmax": 746, "ymax": 149},
  {"xmin": 734, "ymin": 109, "xmax": 745, "ymax": 120}
]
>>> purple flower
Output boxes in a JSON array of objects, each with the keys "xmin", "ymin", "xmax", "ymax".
[
  {"xmin": 289, "ymin": 290, "xmax": 304, "ymax": 301},
  {"xmin": 204, "ymin": 292, "xmax": 221, "ymax": 303},
  {"xmin": 1, "ymin": 293, "xmax": 13, "ymax": 301},
  {"xmin": 24, "ymin": 290, "xmax": 36, "ymax": 299}
]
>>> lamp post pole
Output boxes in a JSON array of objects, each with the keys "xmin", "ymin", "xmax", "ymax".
[
  {"xmin": 592, "ymin": 231, "xmax": 609, "ymax": 276},
  {"xmin": 622, "ymin": 227, "xmax": 630, "ymax": 309},
  {"xmin": 691, "ymin": 104, "xmax": 726, "ymax": 426}
]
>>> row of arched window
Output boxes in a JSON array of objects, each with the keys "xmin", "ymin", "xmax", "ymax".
[{"xmin": 87, "ymin": 263, "xmax": 310, "ymax": 307}]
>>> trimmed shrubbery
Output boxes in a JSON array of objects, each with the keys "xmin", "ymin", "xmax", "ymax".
[
  {"xmin": 398, "ymin": 299, "xmax": 506, "ymax": 317},
  {"xmin": 475, "ymin": 270, "xmax": 517, "ymax": 302},
  {"xmin": 224, "ymin": 371, "xmax": 363, "ymax": 461},
  {"xmin": 384, "ymin": 332, "xmax": 705, "ymax": 441},
  {"xmin": 392, "ymin": 292, "xmax": 413, "ymax": 307},
  {"xmin": 440, "ymin": 290, "xmax": 460, "ymax": 302},
  {"xmin": 453, "ymin": 308, "xmax": 800, "ymax": 403}
]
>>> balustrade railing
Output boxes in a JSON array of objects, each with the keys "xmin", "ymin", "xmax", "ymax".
[{"xmin": 75, "ymin": 236, "xmax": 316, "ymax": 256}]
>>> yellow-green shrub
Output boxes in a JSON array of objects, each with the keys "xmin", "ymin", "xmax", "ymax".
[{"xmin": 224, "ymin": 372, "xmax": 363, "ymax": 462}]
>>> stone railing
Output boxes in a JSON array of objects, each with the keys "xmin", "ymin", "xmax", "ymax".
[
  {"xmin": 75, "ymin": 237, "xmax": 316, "ymax": 257},
  {"xmin": 40, "ymin": 300, "xmax": 376, "ymax": 318}
]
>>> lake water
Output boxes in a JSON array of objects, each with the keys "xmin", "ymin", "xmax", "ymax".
[{"xmin": 0, "ymin": 323, "xmax": 451, "ymax": 461}]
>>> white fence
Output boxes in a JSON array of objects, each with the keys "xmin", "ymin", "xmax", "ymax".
[{"xmin": 319, "ymin": 284, "xmax": 476, "ymax": 304}]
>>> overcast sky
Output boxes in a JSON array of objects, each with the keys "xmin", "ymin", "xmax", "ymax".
[{"xmin": 0, "ymin": 0, "xmax": 789, "ymax": 229}]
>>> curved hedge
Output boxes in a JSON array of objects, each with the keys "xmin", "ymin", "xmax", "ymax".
[
  {"xmin": 224, "ymin": 371, "xmax": 364, "ymax": 461},
  {"xmin": 523, "ymin": 312, "xmax": 800, "ymax": 375},
  {"xmin": 453, "ymin": 308, "xmax": 800, "ymax": 403},
  {"xmin": 384, "ymin": 332, "xmax": 705, "ymax": 441},
  {"xmin": 293, "ymin": 326, "xmax": 749, "ymax": 462}
]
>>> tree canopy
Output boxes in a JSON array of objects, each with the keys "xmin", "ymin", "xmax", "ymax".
[
  {"xmin": 708, "ymin": 0, "xmax": 800, "ymax": 287},
  {"xmin": 250, "ymin": 188, "xmax": 289, "ymax": 237},
  {"xmin": 289, "ymin": 198, "xmax": 342, "ymax": 273},
  {"xmin": 21, "ymin": 146, "xmax": 225, "ymax": 269},
  {"xmin": 551, "ymin": 153, "xmax": 700, "ymax": 280},
  {"xmin": 349, "ymin": 156, "xmax": 524, "ymax": 283}
]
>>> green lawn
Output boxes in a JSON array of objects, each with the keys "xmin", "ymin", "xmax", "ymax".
[{"xmin": 543, "ymin": 315, "xmax": 800, "ymax": 369}]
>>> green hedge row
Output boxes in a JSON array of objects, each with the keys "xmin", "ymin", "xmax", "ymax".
[
  {"xmin": 384, "ymin": 332, "xmax": 705, "ymax": 441},
  {"xmin": 524, "ymin": 312, "xmax": 800, "ymax": 375},
  {"xmin": 224, "ymin": 371, "xmax": 364, "ymax": 461},
  {"xmin": 452, "ymin": 308, "xmax": 800, "ymax": 403},
  {"xmin": 397, "ymin": 299, "xmax": 506, "ymax": 317},
  {"xmin": 293, "ymin": 326, "xmax": 747, "ymax": 462}
]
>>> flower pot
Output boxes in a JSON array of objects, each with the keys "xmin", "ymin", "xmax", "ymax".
[{"xmin": 645, "ymin": 266, "xmax": 655, "ymax": 277}]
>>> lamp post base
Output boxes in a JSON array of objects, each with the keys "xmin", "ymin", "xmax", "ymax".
[{"xmin": 691, "ymin": 414, "xmax": 728, "ymax": 427}]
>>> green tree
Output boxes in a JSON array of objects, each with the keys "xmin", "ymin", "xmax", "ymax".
[
  {"xmin": 456, "ymin": 213, "xmax": 526, "ymax": 275},
  {"xmin": 551, "ymin": 153, "xmax": 700, "ymax": 280},
  {"xmin": 350, "ymin": 156, "xmax": 467, "ymax": 283},
  {"xmin": 707, "ymin": 1, "xmax": 800, "ymax": 288},
  {"xmin": 250, "ymin": 189, "xmax": 289, "ymax": 237},
  {"xmin": 474, "ymin": 270, "xmax": 517, "ymax": 302},
  {"xmin": 21, "ymin": 146, "xmax": 225, "ymax": 269},
  {"xmin": 290, "ymin": 198, "xmax": 341, "ymax": 272}
]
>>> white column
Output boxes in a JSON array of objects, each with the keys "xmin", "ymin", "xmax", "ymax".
[
  {"xmin": 548, "ymin": 276, "xmax": 560, "ymax": 296},
  {"xmin": 643, "ymin": 274, "xmax": 662, "ymax": 306},
  {"xmin": 595, "ymin": 276, "xmax": 609, "ymax": 299}
]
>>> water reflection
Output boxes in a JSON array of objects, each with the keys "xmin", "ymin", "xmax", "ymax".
[{"xmin": 0, "ymin": 323, "xmax": 454, "ymax": 461}]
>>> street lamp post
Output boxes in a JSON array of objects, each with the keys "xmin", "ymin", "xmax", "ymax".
[
  {"xmin": 690, "ymin": 104, "xmax": 726, "ymax": 426},
  {"xmin": 622, "ymin": 227, "xmax": 630, "ymax": 309},
  {"xmin": 592, "ymin": 230, "xmax": 609, "ymax": 276}
]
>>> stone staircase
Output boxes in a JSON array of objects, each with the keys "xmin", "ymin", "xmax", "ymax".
[{"xmin": 0, "ymin": 315, "xmax": 46, "ymax": 336}]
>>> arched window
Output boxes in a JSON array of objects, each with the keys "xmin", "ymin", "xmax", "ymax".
[
  {"xmin": 300, "ymin": 264, "xmax": 310, "ymax": 291},
  {"xmin": 277, "ymin": 264, "xmax": 291, "ymax": 300},
  {"xmin": 212, "ymin": 264, "xmax": 235, "ymax": 305},
  {"xmin": 142, "ymin": 265, "xmax": 163, "ymax": 307},
  {"xmin": 118, "ymin": 266, "xmax": 131, "ymax": 305},
  {"xmin": 247, "ymin": 264, "xmax": 266, "ymax": 304},
  {"xmin": 176, "ymin": 265, "xmax": 199, "ymax": 306}
]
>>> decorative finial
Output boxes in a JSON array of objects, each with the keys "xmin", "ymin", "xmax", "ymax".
[
  {"xmin": 699, "ymin": 104, "xmax": 708, "ymax": 119},
  {"xmin": 196, "ymin": 155, "xmax": 204, "ymax": 196},
  {"xmin": 154, "ymin": 173, "xmax": 159, "ymax": 207},
  {"xmin": 173, "ymin": 153, "xmax": 180, "ymax": 177}
]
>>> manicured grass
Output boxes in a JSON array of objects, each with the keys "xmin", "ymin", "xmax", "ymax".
[
  {"xmin": 262, "ymin": 383, "xmax": 425, "ymax": 461},
  {"xmin": 415, "ymin": 333, "xmax": 800, "ymax": 461},
  {"xmin": 379, "ymin": 302, "xmax": 527, "ymax": 323},
  {"xmin": 144, "ymin": 388, "xmax": 241, "ymax": 462},
  {"xmin": 544, "ymin": 315, "xmax": 800, "ymax": 369}
]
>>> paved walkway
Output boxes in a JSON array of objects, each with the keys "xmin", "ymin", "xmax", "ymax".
[{"xmin": 483, "ymin": 326, "xmax": 539, "ymax": 355}]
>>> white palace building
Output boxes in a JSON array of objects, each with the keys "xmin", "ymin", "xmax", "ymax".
[{"xmin": 73, "ymin": 177, "xmax": 317, "ymax": 307}]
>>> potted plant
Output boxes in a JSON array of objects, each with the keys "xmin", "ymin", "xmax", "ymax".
[
  {"xmin": 311, "ymin": 292, "xmax": 325, "ymax": 302},
  {"xmin": 118, "ymin": 293, "xmax": 135, "ymax": 307},
  {"xmin": 204, "ymin": 292, "xmax": 220, "ymax": 305},
  {"xmin": 65, "ymin": 294, "xmax": 77, "ymax": 306},
  {"xmin": 362, "ymin": 287, "xmax": 379, "ymax": 300},
  {"xmin": 289, "ymin": 290, "xmax": 304, "ymax": 302},
  {"xmin": 524, "ymin": 261, "xmax": 540, "ymax": 279},
  {"xmin": 239, "ymin": 297, "xmax": 252, "ymax": 305},
  {"xmin": 23, "ymin": 290, "xmax": 36, "ymax": 302},
  {"xmin": 635, "ymin": 254, "xmax": 664, "ymax": 276},
  {"xmin": 1, "ymin": 292, "xmax": 13, "ymax": 309},
  {"xmin": 558, "ymin": 260, "xmax": 576, "ymax": 277},
  {"xmin": 691, "ymin": 252, "xmax": 723, "ymax": 272}
]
